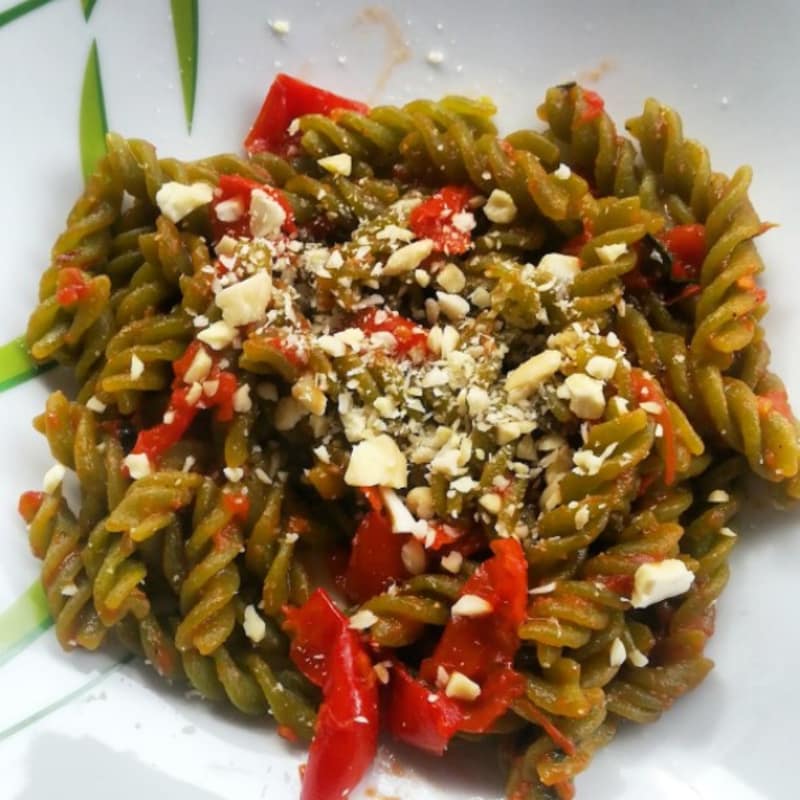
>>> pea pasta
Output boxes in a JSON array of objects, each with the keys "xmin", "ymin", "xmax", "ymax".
[{"xmin": 18, "ymin": 75, "xmax": 799, "ymax": 800}]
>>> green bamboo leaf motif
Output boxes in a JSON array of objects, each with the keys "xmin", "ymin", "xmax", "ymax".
[
  {"xmin": 81, "ymin": 0, "xmax": 99, "ymax": 21},
  {"xmin": 0, "ymin": 335, "xmax": 48, "ymax": 392},
  {"xmin": 79, "ymin": 40, "xmax": 108, "ymax": 181},
  {"xmin": 0, "ymin": 580, "xmax": 51, "ymax": 667},
  {"xmin": 0, "ymin": 0, "xmax": 57, "ymax": 29},
  {"xmin": 170, "ymin": 0, "xmax": 199, "ymax": 133}
]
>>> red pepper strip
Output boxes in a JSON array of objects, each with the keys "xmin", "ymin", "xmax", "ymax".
[
  {"xmin": 283, "ymin": 588, "xmax": 347, "ymax": 686},
  {"xmin": 630, "ymin": 368, "xmax": 677, "ymax": 486},
  {"xmin": 757, "ymin": 388, "xmax": 794, "ymax": 420},
  {"xmin": 408, "ymin": 185, "xmax": 475, "ymax": 256},
  {"xmin": 658, "ymin": 224, "xmax": 706, "ymax": 283},
  {"xmin": 301, "ymin": 631, "xmax": 378, "ymax": 800},
  {"xmin": 343, "ymin": 509, "xmax": 410, "ymax": 603},
  {"xmin": 55, "ymin": 267, "xmax": 91, "ymax": 306},
  {"xmin": 386, "ymin": 664, "xmax": 462, "ymax": 755},
  {"xmin": 354, "ymin": 308, "xmax": 429, "ymax": 358},
  {"xmin": 420, "ymin": 538, "xmax": 528, "ymax": 684},
  {"xmin": 576, "ymin": 89, "xmax": 605, "ymax": 125},
  {"xmin": 222, "ymin": 490, "xmax": 250, "ymax": 522},
  {"xmin": 283, "ymin": 589, "xmax": 379, "ymax": 800},
  {"xmin": 244, "ymin": 73, "xmax": 369, "ymax": 155},
  {"xmin": 18, "ymin": 490, "xmax": 45, "ymax": 523},
  {"xmin": 456, "ymin": 665, "xmax": 526, "ymax": 734},
  {"xmin": 131, "ymin": 342, "xmax": 240, "ymax": 464},
  {"xmin": 211, "ymin": 174, "xmax": 296, "ymax": 241}
]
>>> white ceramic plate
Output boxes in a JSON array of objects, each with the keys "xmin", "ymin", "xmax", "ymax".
[{"xmin": 2, "ymin": 2, "xmax": 799, "ymax": 798}]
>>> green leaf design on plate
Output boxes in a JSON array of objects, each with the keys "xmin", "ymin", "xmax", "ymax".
[
  {"xmin": 0, "ymin": 580, "xmax": 51, "ymax": 668},
  {"xmin": 0, "ymin": 0, "xmax": 57, "ymax": 29},
  {"xmin": 170, "ymin": 0, "xmax": 199, "ymax": 133},
  {"xmin": 79, "ymin": 40, "xmax": 109, "ymax": 182},
  {"xmin": 81, "ymin": 0, "xmax": 99, "ymax": 21},
  {"xmin": 0, "ymin": 335, "xmax": 46, "ymax": 392}
]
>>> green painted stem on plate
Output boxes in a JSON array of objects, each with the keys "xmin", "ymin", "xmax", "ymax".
[
  {"xmin": 0, "ymin": 335, "xmax": 45, "ymax": 392},
  {"xmin": 81, "ymin": 0, "xmax": 99, "ymax": 21},
  {"xmin": 0, "ymin": 0, "xmax": 57, "ymax": 28},
  {"xmin": 0, "ymin": 655, "xmax": 132, "ymax": 742},
  {"xmin": 0, "ymin": 580, "xmax": 52, "ymax": 667},
  {"xmin": 79, "ymin": 40, "xmax": 109, "ymax": 182},
  {"xmin": 170, "ymin": 0, "xmax": 199, "ymax": 133}
]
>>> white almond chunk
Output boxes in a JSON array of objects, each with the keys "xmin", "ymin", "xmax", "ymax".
[
  {"xmin": 436, "ymin": 291, "xmax": 470, "ymax": 322},
  {"xmin": 538, "ymin": 253, "xmax": 581, "ymax": 284},
  {"xmin": 719, "ymin": 526, "xmax": 737, "ymax": 537},
  {"xmin": 198, "ymin": 320, "xmax": 237, "ymax": 350},
  {"xmin": 380, "ymin": 488, "xmax": 425, "ymax": 535},
  {"xmin": 348, "ymin": 609, "xmax": 379, "ymax": 630},
  {"xmin": 215, "ymin": 198, "xmax": 244, "ymax": 222},
  {"xmin": 451, "ymin": 210, "xmax": 476, "ymax": 233},
  {"xmin": 401, "ymin": 539, "xmax": 426, "ymax": 575},
  {"xmin": 469, "ymin": 286, "xmax": 492, "ymax": 308},
  {"xmin": 564, "ymin": 373, "xmax": 606, "ymax": 419},
  {"xmin": 574, "ymin": 506, "xmax": 590, "ymax": 530},
  {"xmin": 182, "ymin": 347, "xmax": 213, "ymax": 384},
  {"xmin": 437, "ymin": 263, "xmax": 466, "ymax": 293},
  {"xmin": 124, "ymin": 453, "xmax": 151, "ymax": 480},
  {"xmin": 426, "ymin": 326, "xmax": 443, "ymax": 356},
  {"xmin": 86, "ymin": 396, "xmax": 107, "ymax": 413},
  {"xmin": 406, "ymin": 486, "xmax": 436, "ymax": 520},
  {"xmin": 203, "ymin": 379, "xmax": 220, "ymax": 397},
  {"xmin": 185, "ymin": 382, "xmax": 203, "ymax": 405},
  {"xmin": 451, "ymin": 594, "xmax": 493, "ymax": 618},
  {"xmin": 383, "ymin": 239, "xmax": 435, "ymax": 276},
  {"xmin": 708, "ymin": 489, "xmax": 730, "ymax": 503},
  {"xmin": 269, "ymin": 18, "xmax": 290, "ymax": 34},
  {"xmin": 445, "ymin": 671, "xmax": 481, "ymax": 702},
  {"xmin": 553, "ymin": 163, "xmax": 572, "ymax": 180},
  {"xmin": 466, "ymin": 387, "xmax": 490, "ymax": 416},
  {"xmin": 441, "ymin": 551, "xmax": 463, "ymax": 574},
  {"xmin": 609, "ymin": 637, "xmax": 626, "ymax": 667},
  {"xmin": 639, "ymin": 401, "xmax": 663, "ymax": 415},
  {"xmin": 344, "ymin": 435, "xmax": 408, "ymax": 489},
  {"xmin": 334, "ymin": 328, "xmax": 366, "ymax": 349},
  {"xmin": 451, "ymin": 476, "xmax": 477, "ymax": 494},
  {"xmin": 43, "ymin": 463, "xmax": 66, "ymax": 494},
  {"xmin": 274, "ymin": 397, "xmax": 309, "ymax": 431},
  {"xmin": 596, "ymin": 242, "xmax": 628, "ymax": 264},
  {"xmin": 483, "ymin": 189, "xmax": 517, "ymax": 224},
  {"xmin": 243, "ymin": 604, "xmax": 267, "ymax": 643},
  {"xmin": 317, "ymin": 152, "xmax": 352, "ymax": 176},
  {"xmin": 130, "ymin": 354, "xmax": 145, "ymax": 380},
  {"xmin": 377, "ymin": 224, "xmax": 415, "ymax": 242},
  {"xmin": 414, "ymin": 268, "xmax": 431, "ymax": 287},
  {"xmin": 215, "ymin": 235, "xmax": 239, "ymax": 257},
  {"xmin": 373, "ymin": 661, "xmax": 392, "ymax": 684},
  {"xmin": 374, "ymin": 396, "xmax": 398, "ymax": 418},
  {"xmin": 440, "ymin": 325, "xmax": 460, "ymax": 357},
  {"xmin": 223, "ymin": 467, "xmax": 244, "ymax": 483},
  {"xmin": 316, "ymin": 335, "xmax": 347, "ymax": 358},
  {"xmin": 155, "ymin": 181, "xmax": 213, "ymax": 223},
  {"xmin": 585, "ymin": 355, "xmax": 617, "ymax": 382},
  {"xmin": 628, "ymin": 648, "xmax": 649, "ymax": 668},
  {"xmin": 529, "ymin": 582, "xmax": 557, "ymax": 595},
  {"xmin": 60, "ymin": 583, "xmax": 79, "ymax": 597},
  {"xmin": 215, "ymin": 270, "xmax": 272, "ymax": 327},
  {"xmin": 631, "ymin": 559, "xmax": 695, "ymax": 609},
  {"xmin": 249, "ymin": 189, "xmax": 286, "ymax": 238},
  {"xmin": 478, "ymin": 493, "xmax": 502, "ymax": 514},
  {"xmin": 505, "ymin": 350, "xmax": 563, "ymax": 401},
  {"xmin": 233, "ymin": 384, "xmax": 252, "ymax": 413}
]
